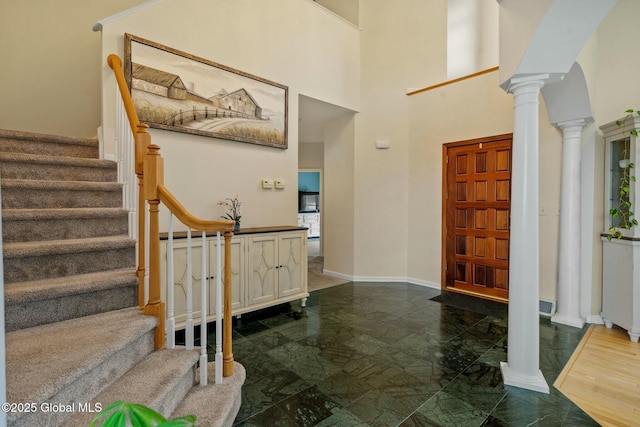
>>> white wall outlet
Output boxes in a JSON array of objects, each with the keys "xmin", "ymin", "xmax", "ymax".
[
  {"xmin": 275, "ymin": 179, "xmax": 286, "ymax": 189},
  {"xmin": 262, "ymin": 179, "xmax": 274, "ymax": 189},
  {"xmin": 539, "ymin": 206, "xmax": 548, "ymax": 216}
]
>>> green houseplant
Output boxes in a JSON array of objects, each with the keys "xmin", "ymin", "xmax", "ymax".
[
  {"xmin": 608, "ymin": 109, "xmax": 639, "ymax": 240},
  {"xmin": 90, "ymin": 401, "xmax": 198, "ymax": 427}
]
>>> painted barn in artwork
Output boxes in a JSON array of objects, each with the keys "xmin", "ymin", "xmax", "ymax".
[
  {"xmin": 215, "ymin": 89, "xmax": 262, "ymax": 119},
  {"xmin": 131, "ymin": 63, "xmax": 187, "ymax": 100}
]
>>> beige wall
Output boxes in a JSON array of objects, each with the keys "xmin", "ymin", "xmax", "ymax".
[
  {"xmin": 353, "ymin": 0, "xmax": 447, "ymax": 280},
  {"xmin": 0, "ymin": 0, "xmax": 148, "ymax": 138},
  {"xmin": 299, "ymin": 143, "xmax": 324, "ymax": 169},
  {"xmin": 324, "ymin": 115, "xmax": 356, "ymax": 277},
  {"xmin": 97, "ymin": 0, "xmax": 360, "ymax": 230}
]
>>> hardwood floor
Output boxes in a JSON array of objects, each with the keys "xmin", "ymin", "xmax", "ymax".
[{"xmin": 554, "ymin": 324, "xmax": 640, "ymax": 426}]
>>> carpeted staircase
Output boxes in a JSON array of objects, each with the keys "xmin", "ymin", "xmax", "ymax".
[{"xmin": 0, "ymin": 129, "xmax": 244, "ymax": 427}]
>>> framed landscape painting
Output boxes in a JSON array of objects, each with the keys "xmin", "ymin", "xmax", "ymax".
[{"xmin": 124, "ymin": 33, "xmax": 288, "ymax": 149}]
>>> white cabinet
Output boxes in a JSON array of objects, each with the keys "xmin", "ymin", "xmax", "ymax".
[
  {"xmin": 246, "ymin": 232, "xmax": 307, "ymax": 307},
  {"xmin": 600, "ymin": 116, "xmax": 640, "ymax": 342},
  {"xmin": 162, "ymin": 227, "xmax": 308, "ymax": 329}
]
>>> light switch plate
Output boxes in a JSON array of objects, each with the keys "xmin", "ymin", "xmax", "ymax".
[
  {"xmin": 275, "ymin": 179, "xmax": 286, "ymax": 189},
  {"xmin": 262, "ymin": 179, "xmax": 274, "ymax": 189}
]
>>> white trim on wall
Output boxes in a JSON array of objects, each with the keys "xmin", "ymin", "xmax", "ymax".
[{"xmin": 322, "ymin": 269, "xmax": 441, "ymax": 291}]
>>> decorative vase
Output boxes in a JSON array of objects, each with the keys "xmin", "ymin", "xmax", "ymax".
[{"xmin": 234, "ymin": 221, "xmax": 240, "ymax": 231}]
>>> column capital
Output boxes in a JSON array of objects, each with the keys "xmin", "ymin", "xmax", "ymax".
[
  {"xmin": 557, "ymin": 119, "xmax": 587, "ymax": 141},
  {"xmin": 557, "ymin": 118, "xmax": 586, "ymax": 130},
  {"xmin": 507, "ymin": 74, "xmax": 550, "ymax": 94}
]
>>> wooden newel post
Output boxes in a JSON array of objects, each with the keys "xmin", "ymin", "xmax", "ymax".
[
  {"xmin": 223, "ymin": 230, "xmax": 235, "ymax": 377},
  {"xmin": 144, "ymin": 143, "xmax": 166, "ymax": 349},
  {"xmin": 135, "ymin": 124, "xmax": 150, "ymax": 309}
]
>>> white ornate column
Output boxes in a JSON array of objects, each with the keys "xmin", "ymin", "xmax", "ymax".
[
  {"xmin": 552, "ymin": 119, "xmax": 586, "ymax": 328},
  {"xmin": 500, "ymin": 74, "xmax": 550, "ymax": 394}
]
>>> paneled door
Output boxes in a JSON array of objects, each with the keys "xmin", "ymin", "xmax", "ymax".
[{"xmin": 443, "ymin": 135, "xmax": 512, "ymax": 301}]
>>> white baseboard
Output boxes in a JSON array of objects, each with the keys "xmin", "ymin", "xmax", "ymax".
[
  {"xmin": 321, "ymin": 270, "xmax": 441, "ymax": 290},
  {"xmin": 587, "ymin": 314, "xmax": 604, "ymax": 324},
  {"xmin": 406, "ymin": 278, "xmax": 441, "ymax": 290},
  {"xmin": 322, "ymin": 269, "xmax": 353, "ymax": 281}
]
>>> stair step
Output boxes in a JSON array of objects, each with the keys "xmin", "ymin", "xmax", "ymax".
[
  {"xmin": 4, "ymin": 269, "xmax": 138, "ymax": 331},
  {"xmin": 2, "ymin": 208, "xmax": 129, "ymax": 243},
  {"xmin": 172, "ymin": 362, "xmax": 246, "ymax": 427},
  {"xmin": 5, "ymin": 308, "xmax": 157, "ymax": 427},
  {"xmin": 0, "ymin": 128, "xmax": 98, "ymax": 159},
  {"xmin": 0, "ymin": 152, "xmax": 117, "ymax": 182},
  {"xmin": 67, "ymin": 349, "xmax": 200, "ymax": 427},
  {"xmin": 1, "ymin": 179, "xmax": 122, "ymax": 209},
  {"xmin": 3, "ymin": 236, "xmax": 136, "ymax": 284}
]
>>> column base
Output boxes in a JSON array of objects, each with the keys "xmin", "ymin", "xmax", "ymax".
[
  {"xmin": 500, "ymin": 362, "xmax": 549, "ymax": 394},
  {"xmin": 551, "ymin": 313, "xmax": 585, "ymax": 329}
]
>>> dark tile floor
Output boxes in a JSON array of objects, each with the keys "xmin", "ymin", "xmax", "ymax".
[{"xmin": 218, "ymin": 282, "xmax": 596, "ymax": 426}]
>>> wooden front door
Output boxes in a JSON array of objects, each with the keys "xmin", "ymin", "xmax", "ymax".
[{"xmin": 442, "ymin": 134, "xmax": 512, "ymax": 301}]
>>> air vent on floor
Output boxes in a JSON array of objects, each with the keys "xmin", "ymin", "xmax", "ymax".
[{"xmin": 539, "ymin": 299, "xmax": 556, "ymax": 317}]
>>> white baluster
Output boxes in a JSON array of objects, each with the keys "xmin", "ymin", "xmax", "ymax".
[
  {"xmin": 186, "ymin": 228, "xmax": 194, "ymax": 350},
  {"xmin": 200, "ymin": 231, "xmax": 208, "ymax": 386},
  {"xmin": 166, "ymin": 214, "xmax": 175, "ymax": 349},
  {"xmin": 215, "ymin": 231, "xmax": 223, "ymax": 384},
  {"xmin": 144, "ymin": 204, "xmax": 150, "ymax": 306}
]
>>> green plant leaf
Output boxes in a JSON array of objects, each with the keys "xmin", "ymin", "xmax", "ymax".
[
  {"xmin": 129, "ymin": 403, "xmax": 168, "ymax": 424},
  {"xmin": 634, "ymin": 219, "xmax": 639, "ymax": 226},
  {"xmin": 90, "ymin": 401, "xmax": 123, "ymax": 427},
  {"xmin": 631, "ymin": 130, "xmax": 638, "ymax": 137},
  {"xmin": 102, "ymin": 411, "xmax": 126, "ymax": 427},
  {"xmin": 616, "ymin": 120, "xmax": 624, "ymax": 127},
  {"xmin": 625, "ymin": 109, "xmax": 634, "ymax": 113}
]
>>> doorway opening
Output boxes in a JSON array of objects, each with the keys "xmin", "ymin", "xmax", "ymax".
[{"xmin": 298, "ymin": 169, "xmax": 322, "ymax": 257}]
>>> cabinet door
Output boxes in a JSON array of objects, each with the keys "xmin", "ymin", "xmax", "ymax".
[
  {"xmin": 209, "ymin": 237, "xmax": 244, "ymax": 314},
  {"xmin": 278, "ymin": 232, "xmax": 306, "ymax": 298},
  {"xmin": 247, "ymin": 234, "xmax": 278, "ymax": 305},
  {"xmin": 165, "ymin": 239, "xmax": 207, "ymax": 326}
]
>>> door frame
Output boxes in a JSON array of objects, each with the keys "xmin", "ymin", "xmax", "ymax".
[{"xmin": 441, "ymin": 133, "xmax": 513, "ymax": 301}]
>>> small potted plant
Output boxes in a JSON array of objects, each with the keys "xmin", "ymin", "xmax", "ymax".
[{"xmin": 218, "ymin": 196, "xmax": 242, "ymax": 230}]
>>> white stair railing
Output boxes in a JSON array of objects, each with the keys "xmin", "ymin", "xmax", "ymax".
[{"xmin": 165, "ymin": 213, "xmax": 224, "ymax": 385}]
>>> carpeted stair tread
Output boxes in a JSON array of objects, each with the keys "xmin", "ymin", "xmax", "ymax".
[
  {"xmin": 1, "ymin": 178, "xmax": 121, "ymax": 192},
  {"xmin": 2, "ymin": 207, "xmax": 128, "ymax": 221},
  {"xmin": 4, "ymin": 269, "xmax": 137, "ymax": 303},
  {"xmin": 172, "ymin": 362, "xmax": 246, "ymax": 427},
  {"xmin": 3, "ymin": 235, "xmax": 135, "ymax": 258},
  {"xmin": 1, "ymin": 178, "xmax": 123, "ymax": 209},
  {"xmin": 0, "ymin": 151, "xmax": 117, "ymax": 182},
  {"xmin": 2, "ymin": 208, "xmax": 130, "ymax": 242},
  {"xmin": 67, "ymin": 349, "xmax": 200, "ymax": 427},
  {"xmin": 0, "ymin": 128, "xmax": 98, "ymax": 158},
  {"xmin": 5, "ymin": 308, "xmax": 157, "ymax": 406}
]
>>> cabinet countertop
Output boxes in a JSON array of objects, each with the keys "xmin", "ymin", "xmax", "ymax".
[{"xmin": 160, "ymin": 225, "xmax": 307, "ymax": 240}]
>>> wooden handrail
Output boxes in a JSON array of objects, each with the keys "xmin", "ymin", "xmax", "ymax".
[
  {"xmin": 107, "ymin": 54, "xmax": 235, "ymax": 376},
  {"xmin": 107, "ymin": 54, "xmax": 140, "ymax": 134},
  {"xmin": 158, "ymin": 186, "xmax": 235, "ymax": 232},
  {"xmin": 406, "ymin": 66, "xmax": 499, "ymax": 96}
]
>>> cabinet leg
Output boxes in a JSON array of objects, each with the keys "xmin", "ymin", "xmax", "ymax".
[
  {"xmin": 603, "ymin": 318, "xmax": 613, "ymax": 329},
  {"xmin": 301, "ymin": 297, "xmax": 307, "ymax": 308},
  {"xmin": 629, "ymin": 331, "xmax": 640, "ymax": 343}
]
